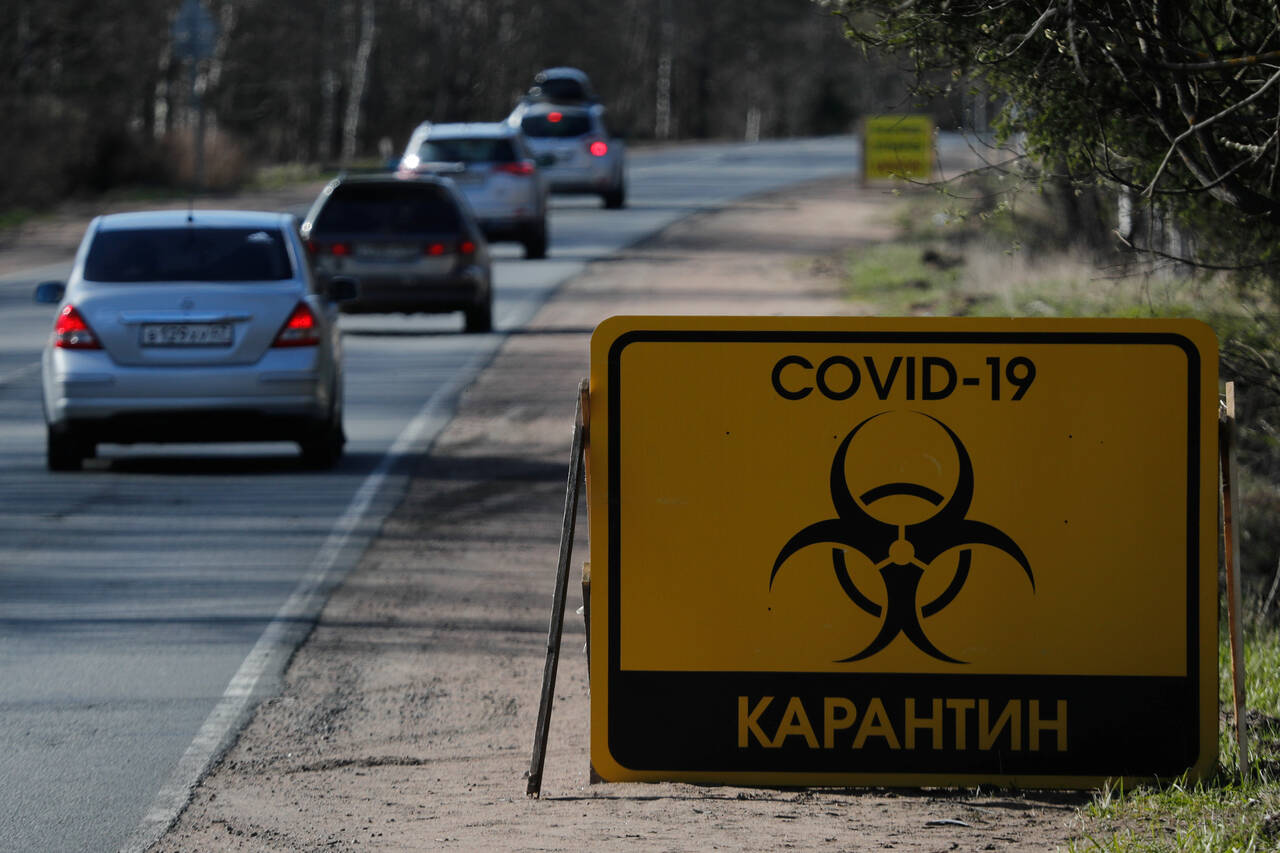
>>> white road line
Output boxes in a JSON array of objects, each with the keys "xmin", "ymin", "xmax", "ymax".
[
  {"xmin": 0, "ymin": 362, "xmax": 40, "ymax": 385},
  {"xmin": 119, "ymin": 345, "xmax": 491, "ymax": 853}
]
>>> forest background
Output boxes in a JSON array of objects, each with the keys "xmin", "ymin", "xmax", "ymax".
[
  {"xmin": 9, "ymin": 0, "xmax": 1280, "ymax": 600},
  {"xmin": 1, "ymin": 0, "xmax": 951, "ymax": 207}
]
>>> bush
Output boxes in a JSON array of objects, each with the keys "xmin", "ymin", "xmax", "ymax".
[{"xmin": 162, "ymin": 125, "xmax": 251, "ymax": 192}]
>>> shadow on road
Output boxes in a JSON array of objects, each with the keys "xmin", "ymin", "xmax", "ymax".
[{"xmin": 88, "ymin": 449, "xmax": 388, "ymax": 475}]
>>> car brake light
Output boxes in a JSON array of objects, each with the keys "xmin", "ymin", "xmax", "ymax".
[
  {"xmin": 494, "ymin": 160, "xmax": 535, "ymax": 176},
  {"xmin": 459, "ymin": 240, "xmax": 476, "ymax": 256},
  {"xmin": 426, "ymin": 242, "xmax": 446, "ymax": 256},
  {"xmin": 312, "ymin": 241, "xmax": 350, "ymax": 256},
  {"xmin": 53, "ymin": 305, "xmax": 101, "ymax": 350},
  {"xmin": 589, "ymin": 140, "xmax": 608, "ymax": 157},
  {"xmin": 548, "ymin": 111, "xmax": 562, "ymax": 123},
  {"xmin": 272, "ymin": 302, "xmax": 321, "ymax": 347}
]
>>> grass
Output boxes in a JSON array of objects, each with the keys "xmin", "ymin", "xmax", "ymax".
[
  {"xmin": 1065, "ymin": 625, "xmax": 1280, "ymax": 852},
  {"xmin": 0, "ymin": 207, "xmax": 35, "ymax": 230},
  {"xmin": 840, "ymin": 184, "xmax": 1239, "ymax": 324},
  {"xmin": 245, "ymin": 162, "xmax": 332, "ymax": 191},
  {"xmin": 837, "ymin": 175, "xmax": 1280, "ymax": 852}
]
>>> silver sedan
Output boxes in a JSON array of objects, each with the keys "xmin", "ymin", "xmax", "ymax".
[{"xmin": 34, "ymin": 209, "xmax": 357, "ymax": 471}]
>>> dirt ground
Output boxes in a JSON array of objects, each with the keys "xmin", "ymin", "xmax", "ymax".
[{"xmin": 127, "ymin": 176, "xmax": 1091, "ymax": 851}]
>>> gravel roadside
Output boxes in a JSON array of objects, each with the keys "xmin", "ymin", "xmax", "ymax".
[{"xmin": 137, "ymin": 175, "xmax": 1087, "ymax": 852}]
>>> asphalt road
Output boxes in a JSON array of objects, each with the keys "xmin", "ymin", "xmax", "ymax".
[{"xmin": 0, "ymin": 137, "xmax": 865, "ymax": 853}]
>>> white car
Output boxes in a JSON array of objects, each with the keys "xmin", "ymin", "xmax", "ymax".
[
  {"xmin": 505, "ymin": 100, "xmax": 626, "ymax": 209},
  {"xmin": 34, "ymin": 209, "xmax": 357, "ymax": 471},
  {"xmin": 399, "ymin": 122, "xmax": 549, "ymax": 258}
]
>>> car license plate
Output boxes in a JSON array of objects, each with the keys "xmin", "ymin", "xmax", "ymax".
[
  {"xmin": 141, "ymin": 323, "xmax": 233, "ymax": 346},
  {"xmin": 356, "ymin": 243, "xmax": 418, "ymax": 260}
]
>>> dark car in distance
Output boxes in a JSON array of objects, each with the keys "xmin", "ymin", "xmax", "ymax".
[{"xmin": 301, "ymin": 173, "xmax": 494, "ymax": 332}]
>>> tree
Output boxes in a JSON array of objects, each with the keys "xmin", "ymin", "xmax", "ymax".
[{"xmin": 820, "ymin": 0, "xmax": 1280, "ymax": 279}]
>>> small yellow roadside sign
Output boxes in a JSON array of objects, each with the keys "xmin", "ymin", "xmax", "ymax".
[
  {"xmin": 863, "ymin": 114, "xmax": 934, "ymax": 181},
  {"xmin": 588, "ymin": 316, "xmax": 1218, "ymax": 788}
]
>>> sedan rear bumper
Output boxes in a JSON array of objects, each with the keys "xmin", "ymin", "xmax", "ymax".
[
  {"xmin": 43, "ymin": 348, "xmax": 334, "ymax": 428},
  {"xmin": 53, "ymin": 408, "xmax": 328, "ymax": 444}
]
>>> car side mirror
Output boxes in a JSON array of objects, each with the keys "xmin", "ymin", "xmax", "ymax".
[
  {"xmin": 325, "ymin": 275, "xmax": 359, "ymax": 302},
  {"xmin": 34, "ymin": 281, "xmax": 65, "ymax": 304}
]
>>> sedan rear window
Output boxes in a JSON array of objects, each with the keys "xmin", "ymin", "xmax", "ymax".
[
  {"xmin": 415, "ymin": 138, "xmax": 517, "ymax": 163},
  {"xmin": 84, "ymin": 227, "xmax": 294, "ymax": 282},
  {"xmin": 521, "ymin": 112, "xmax": 593, "ymax": 138},
  {"xmin": 315, "ymin": 183, "xmax": 462, "ymax": 233}
]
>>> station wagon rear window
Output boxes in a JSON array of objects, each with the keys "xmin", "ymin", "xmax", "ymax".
[
  {"xmin": 415, "ymin": 138, "xmax": 518, "ymax": 164},
  {"xmin": 315, "ymin": 183, "xmax": 463, "ymax": 233},
  {"xmin": 84, "ymin": 227, "xmax": 294, "ymax": 282}
]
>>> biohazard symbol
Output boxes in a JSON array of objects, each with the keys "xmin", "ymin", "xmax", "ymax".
[{"xmin": 771, "ymin": 412, "xmax": 1034, "ymax": 664}]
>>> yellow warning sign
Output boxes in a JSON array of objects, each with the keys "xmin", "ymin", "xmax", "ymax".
[
  {"xmin": 588, "ymin": 316, "xmax": 1218, "ymax": 788},
  {"xmin": 863, "ymin": 114, "xmax": 934, "ymax": 181}
]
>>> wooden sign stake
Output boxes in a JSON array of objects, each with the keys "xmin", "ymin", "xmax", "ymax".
[
  {"xmin": 1220, "ymin": 381, "xmax": 1250, "ymax": 780},
  {"xmin": 526, "ymin": 379, "xmax": 589, "ymax": 798}
]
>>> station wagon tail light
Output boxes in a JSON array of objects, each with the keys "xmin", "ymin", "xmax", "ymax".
[
  {"xmin": 309, "ymin": 241, "xmax": 351, "ymax": 256},
  {"xmin": 272, "ymin": 302, "xmax": 321, "ymax": 347},
  {"xmin": 589, "ymin": 140, "xmax": 609, "ymax": 157},
  {"xmin": 53, "ymin": 305, "xmax": 101, "ymax": 350},
  {"xmin": 494, "ymin": 160, "xmax": 536, "ymax": 176}
]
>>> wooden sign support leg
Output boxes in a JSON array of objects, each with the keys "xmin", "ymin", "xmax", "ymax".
[
  {"xmin": 526, "ymin": 379, "xmax": 588, "ymax": 798},
  {"xmin": 1220, "ymin": 381, "xmax": 1250, "ymax": 780}
]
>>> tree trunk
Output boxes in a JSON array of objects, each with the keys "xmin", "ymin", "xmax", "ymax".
[
  {"xmin": 655, "ymin": 0, "xmax": 674, "ymax": 140},
  {"xmin": 340, "ymin": 0, "xmax": 376, "ymax": 167}
]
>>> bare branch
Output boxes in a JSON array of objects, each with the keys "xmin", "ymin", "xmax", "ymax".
[
  {"xmin": 1002, "ymin": 4, "xmax": 1060, "ymax": 59},
  {"xmin": 1154, "ymin": 49, "xmax": 1280, "ymax": 72},
  {"xmin": 1144, "ymin": 65, "xmax": 1280, "ymax": 199}
]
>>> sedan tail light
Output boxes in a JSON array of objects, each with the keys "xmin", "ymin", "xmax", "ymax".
[
  {"xmin": 53, "ymin": 305, "xmax": 102, "ymax": 350},
  {"xmin": 272, "ymin": 302, "xmax": 321, "ymax": 348},
  {"xmin": 494, "ymin": 160, "xmax": 536, "ymax": 177}
]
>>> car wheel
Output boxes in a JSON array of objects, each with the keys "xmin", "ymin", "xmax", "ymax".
[
  {"xmin": 603, "ymin": 182, "xmax": 626, "ymax": 210},
  {"xmin": 464, "ymin": 299, "xmax": 493, "ymax": 334},
  {"xmin": 523, "ymin": 220, "xmax": 548, "ymax": 259},
  {"xmin": 299, "ymin": 415, "xmax": 345, "ymax": 470},
  {"xmin": 47, "ymin": 426, "xmax": 85, "ymax": 472}
]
